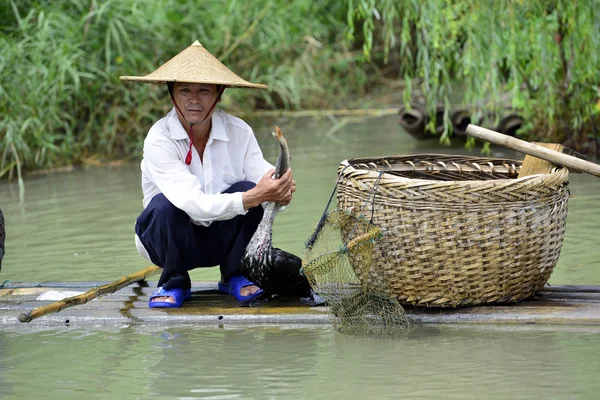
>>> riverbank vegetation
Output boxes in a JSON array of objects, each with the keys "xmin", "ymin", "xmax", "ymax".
[{"xmin": 1, "ymin": 0, "xmax": 598, "ymax": 180}]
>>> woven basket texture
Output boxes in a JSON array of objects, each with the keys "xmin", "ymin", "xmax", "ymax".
[{"xmin": 337, "ymin": 154, "xmax": 570, "ymax": 307}]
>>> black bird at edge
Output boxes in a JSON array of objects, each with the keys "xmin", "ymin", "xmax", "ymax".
[{"xmin": 0, "ymin": 208, "xmax": 5, "ymax": 272}]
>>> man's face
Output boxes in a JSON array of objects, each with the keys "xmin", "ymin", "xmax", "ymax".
[{"xmin": 172, "ymin": 83, "xmax": 220, "ymax": 125}]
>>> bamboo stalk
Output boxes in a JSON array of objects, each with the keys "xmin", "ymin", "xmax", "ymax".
[
  {"xmin": 466, "ymin": 124, "xmax": 600, "ymax": 178},
  {"xmin": 17, "ymin": 266, "xmax": 160, "ymax": 323}
]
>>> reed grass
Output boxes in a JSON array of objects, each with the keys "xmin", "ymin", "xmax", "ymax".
[
  {"xmin": 1, "ymin": 0, "xmax": 372, "ymax": 179},
  {"xmin": 1, "ymin": 0, "xmax": 599, "ymax": 180}
]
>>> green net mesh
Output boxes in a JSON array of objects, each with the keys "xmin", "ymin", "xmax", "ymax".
[{"xmin": 302, "ymin": 205, "xmax": 409, "ymax": 337}]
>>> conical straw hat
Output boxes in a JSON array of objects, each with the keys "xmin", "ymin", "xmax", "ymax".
[{"xmin": 119, "ymin": 41, "xmax": 267, "ymax": 89}]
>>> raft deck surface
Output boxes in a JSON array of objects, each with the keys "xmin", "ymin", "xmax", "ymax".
[{"xmin": 2, "ymin": 281, "xmax": 600, "ymax": 330}]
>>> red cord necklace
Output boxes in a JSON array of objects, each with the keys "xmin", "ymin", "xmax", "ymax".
[{"xmin": 168, "ymin": 85, "xmax": 226, "ymax": 165}]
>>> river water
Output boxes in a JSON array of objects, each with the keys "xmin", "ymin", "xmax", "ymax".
[{"xmin": 1, "ymin": 114, "xmax": 600, "ymax": 399}]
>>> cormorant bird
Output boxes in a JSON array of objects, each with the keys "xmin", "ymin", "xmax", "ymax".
[{"xmin": 241, "ymin": 127, "xmax": 323, "ymax": 305}]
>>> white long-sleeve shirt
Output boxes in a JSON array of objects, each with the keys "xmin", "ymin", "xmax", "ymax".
[{"xmin": 135, "ymin": 107, "xmax": 273, "ymax": 260}]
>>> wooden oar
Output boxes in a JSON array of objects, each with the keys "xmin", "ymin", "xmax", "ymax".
[
  {"xmin": 18, "ymin": 265, "xmax": 160, "ymax": 323},
  {"xmin": 517, "ymin": 143, "xmax": 568, "ymax": 178},
  {"xmin": 465, "ymin": 124, "xmax": 600, "ymax": 178}
]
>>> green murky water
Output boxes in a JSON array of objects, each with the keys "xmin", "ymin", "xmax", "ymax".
[
  {"xmin": 1, "ymin": 114, "xmax": 600, "ymax": 399},
  {"xmin": 2, "ymin": 325, "xmax": 600, "ymax": 399}
]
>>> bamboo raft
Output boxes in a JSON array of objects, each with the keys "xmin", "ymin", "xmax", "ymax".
[{"xmin": 2, "ymin": 280, "xmax": 600, "ymax": 329}]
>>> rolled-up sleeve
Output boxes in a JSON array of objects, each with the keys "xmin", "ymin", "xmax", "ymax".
[{"xmin": 143, "ymin": 136, "xmax": 247, "ymax": 225}]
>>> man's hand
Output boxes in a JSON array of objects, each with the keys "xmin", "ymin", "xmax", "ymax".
[{"xmin": 242, "ymin": 168, "xmax": 296, "ymax": 210}]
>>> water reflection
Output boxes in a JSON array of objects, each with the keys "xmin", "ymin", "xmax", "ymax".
[
  {"xmin": 1, "ymin": 325, "xmax": 600, "ymax": 399},
  {"xmin": 148, "ymin": 328, "xmax": 322, "ymax": 399}
]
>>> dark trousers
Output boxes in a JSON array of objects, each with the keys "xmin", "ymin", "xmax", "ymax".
[{"xmin": 135, "ymin": 181, "xmax": 263, "ymax": 290}]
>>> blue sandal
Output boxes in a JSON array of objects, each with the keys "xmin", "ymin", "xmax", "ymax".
[
  {"xmin": 148, "ymin": 287, "xmax": 192, "ymax": 308},
  {"xmin": 218, "ymin": 276, "xmax": 264, "ymax": 302}
]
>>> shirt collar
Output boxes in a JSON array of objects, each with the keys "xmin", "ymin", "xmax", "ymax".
[
  {"xmin": 208, "ymin": 110, "xmax": 229, "ymax": 144},
  {"xmin": 167, "ymin": 107, "xmax": 230, "ymax": 143},
  {"xmin": 167, "ymin": 107, "xmax": 189, "ymax": 140}
]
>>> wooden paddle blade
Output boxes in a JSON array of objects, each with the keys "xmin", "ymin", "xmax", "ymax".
[
  {"xmin": 518, "ymin": 142, "xmax": 589, "ymax": 177},
  {"xmin": 518, "ymin": 143, "xmax": 566, "ymax": 178}
]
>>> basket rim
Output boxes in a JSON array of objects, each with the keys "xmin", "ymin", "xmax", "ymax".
[
  {"xmin": 340, "ymin": 154, "xmax": 569, "ymax": 185},
  {"xmin": 347, "ymin": 153, "xmax": 522, "ymax": 165}
]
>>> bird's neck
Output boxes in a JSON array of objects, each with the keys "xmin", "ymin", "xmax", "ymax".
[{"xmin": 246, "ymin": 202, "xmax": 278, "ymax": 256}]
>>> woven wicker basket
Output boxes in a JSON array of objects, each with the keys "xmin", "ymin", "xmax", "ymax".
[{"xmin": 337, "ymin": 154, "xmax": 570, "ymax": 307}]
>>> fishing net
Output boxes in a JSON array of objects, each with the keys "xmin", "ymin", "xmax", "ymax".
[{"xmin": 302, "ymin": 170, "xmax": 409, "ymax": 336}]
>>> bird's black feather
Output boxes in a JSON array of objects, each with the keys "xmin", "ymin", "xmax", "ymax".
[{"xmin": 242, "ymin": 247, "xmax": 309, "ymax": 297}]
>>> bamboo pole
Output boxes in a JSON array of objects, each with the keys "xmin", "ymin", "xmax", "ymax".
[
  {"xmin": 465, "ymin": 124, "xmax": 600, "ymax": 178},
  {"xmin": 18, "ymin": 265, "xmax": 160, "ymax": 323}
]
